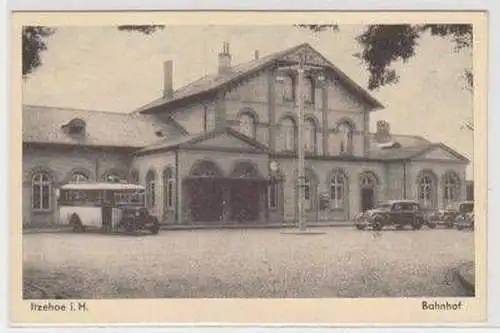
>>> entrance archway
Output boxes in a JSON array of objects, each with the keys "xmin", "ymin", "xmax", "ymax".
[
  {"xmin": 360, "ymin": 171, "xmax": 378, "ymax": 212},
  {"xmin": 185, "ymin": 160, "xmax": 225, "ymax": 222},
  {"xmin": 229, "ymin": 161, "xmax": 265, "ymax": 222}
]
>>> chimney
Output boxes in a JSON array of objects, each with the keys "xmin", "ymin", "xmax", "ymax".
[
  {"xmin": 254, "ymin": 50, "xmax": 260, "ymax": 60},
  {"xmin": 163, "ymin": 60, "xmax": 173, "ymax": 98},
  {"xmin": 375, "ymin": 120, "xmax": 391, "ymax": 142},
  {"xmin": 218, "ymin": 42, "xmax": 232, "ymax": 73}
]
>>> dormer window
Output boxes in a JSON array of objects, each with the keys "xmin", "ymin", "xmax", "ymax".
[
  {"xmin": 155, "ymin": 130, "xmax": 165, "ymax": 137},
  {"xmin": 378, "ymin": 141, "xmax": 401, "ymax": 149},
  {"xmin": 62, "ymin": 118, "xmax": 86, "ymax": 136}
]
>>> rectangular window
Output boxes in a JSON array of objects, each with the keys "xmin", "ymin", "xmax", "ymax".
[
  {"xmin": 41, "ymin": 185, "xmax": 50, "ymax": 209},
  {"xmin": 330, "ymin": 185, "xmax": 343, "ymax": 209},
  {"xmin": 167, "ymin": 180, "xmax": 174, "ymax": 208},
  {"xmin": 32, "ymin": 186, "xmax": 41, "ymax": 209},
  {"xmin": 203, "ymin": 105, "xmax": 208, "ymax": 132},
  {"xmin": 148, "ymin": 182, "xmax": 156, "ymax": 208},
  {"xmin": 304, "ymin": 183, "xmax": 312, "ymax": 211},
  {"xmin": 268, "ymin": 183, "xmax": 278, "ymax": 209}
]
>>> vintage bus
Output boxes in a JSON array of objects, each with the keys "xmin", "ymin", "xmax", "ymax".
[{"xmin": 57, "ymin": 182, "xmax": 160, "ymax": 234}]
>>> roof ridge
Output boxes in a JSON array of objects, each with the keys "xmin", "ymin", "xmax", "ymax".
[{"xmin": 23, "ymin": 104, "xmax": 125, "ymax": 116}]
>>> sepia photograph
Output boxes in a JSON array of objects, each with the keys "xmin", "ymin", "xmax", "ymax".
[{"xmin": 11, "ymin": 11, "xmax": 487, "ymax": 324}]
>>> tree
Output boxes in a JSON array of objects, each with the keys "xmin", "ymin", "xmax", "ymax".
[
  {"xmin": 297, "ymin": 24, "xmax": 473, "ymax": 91},
  {"xmin": 22, "ymin": 26, "xmax": 56, "ymax": 77},
  {"xmin": 22, "ymin": 25, "xmax": 164, "ymax": 78}
]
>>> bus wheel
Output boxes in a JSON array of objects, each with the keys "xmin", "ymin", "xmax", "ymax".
[
  {"xmin": 125, "ymin": 223, "xmax": 136, "ymax": 233},
  {"xmin": 150, "ymin": 225, "xmax": 160, "ymax": 235},
  {"xmin": 69, "ymin": 213, "xmax": 85, "ymax": 232}
]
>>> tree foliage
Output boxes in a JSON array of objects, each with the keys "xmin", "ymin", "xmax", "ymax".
[
  {"xmin": 297, "ymin": 24, "xmax": 473, "ymax": 91},
  {"xmin": 22, "ymin": 26, "xmax": 56, "ymax": 77},
  {"xmin": 22, "ymin": 25, "xmax": 165, "ymax": 77},
  {"xmin": 116, "ymin": 25, "xmax": 165, "ymax": 34}
]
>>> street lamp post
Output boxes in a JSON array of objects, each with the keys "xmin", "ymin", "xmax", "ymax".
[
  {"xmin": 296, "ymin": 65, "xmax": 306, "ymax": 231},
  {"xmin": 276, "ymin": 50, "xmax": 325, "ymax": 232}
]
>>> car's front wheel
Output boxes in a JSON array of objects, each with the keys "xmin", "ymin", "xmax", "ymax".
[
  {"xmin": 444, "ymin": 216, "xmax": 454, "ymax": 228},
  {"xmin": 150, "ymin": 217, "xmax": 160, "ymax": 235},
  {"xmin": 412, "ymin": 218, "xmax": 423, "ymax": 230},
  {"xmin": 371, "ymin": 215, "xmax": 384, "ymax": 231}
]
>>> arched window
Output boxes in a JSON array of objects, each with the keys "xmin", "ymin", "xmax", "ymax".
[
  {"xmin": 32, "ymin": 172, "xmax": 52, "ymax": 211},
  {"xmin": 238, "ymin": 112, "xmax": 256, "ymax": 139},
  {"xmin": 304, "ymin": 77, "xmax": 315, "ymax": 104},
  {"xmin": 129, "ymin": 169, "xmax": 139, "ymax": 184},
  {"xmin": 303, "ymin": 118, "xmax": 317, "ymax": 153},
  {"xmin": 281, "ymin": 75, "xmax": 295, "ymax": 102},
  {"xmin": 146, "ymin": 170, "xmax": 156, "ymax": 209},
  {"xmin": 443, "ymin": 171, "xmax": 461, "ymax": 207},
  {"xmin": 190, "ymin": 160, "xmax": 223, "ymax": 177},
  {"xmin": 330, "ymin": 170, "xmax": 347, "ymax": 210},
  {"xmin": 163, "ymin": 167, "xmax": 175, "ymax": 212},
  {"xmin": 70, "ymin": 171, "xmax": 89, "ymax": 183},
  {"xmin": 102, "ymin": 170, "xmax": 124, "ymax": 183},
  {"xmin": 338, "ymin": 122, "xmax": 354, "ymax": 154},
  {"xmin": 418, "ymin": 172, "xmax": 436, "ymax": 209},
  {"xmin": 360, "ymin": 172, "xmax": 378, "ymax": 211},
  {"xmin": 361, "ymin": 175, "xmax": 373, "ymax": 187},
  {"xmin": 278, "ymin": 117, "xmax": 296, "ymax": 151}
]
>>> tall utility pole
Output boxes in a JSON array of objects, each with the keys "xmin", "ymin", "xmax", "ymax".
[
  {"xmin": 277, "ymin": 48, "xmax": 324, "ymax": 232},
  {"xmin": 296, "ymin": 63, "xmax": 306, "ymax": 231}
]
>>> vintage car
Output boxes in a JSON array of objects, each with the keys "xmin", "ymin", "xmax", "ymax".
[
  {"xmin": 427, "ymin": 201, "xmax": 474, "ymax": 228},
  {"xmin": 355, "ymin": 200, "xmax": 426, "ymax": 231},
  {"xmin": 454, "ymin": 211, "xmax": 475, "ymax": 230},
  {"xmin": 119, "ymin": 206, "xmax": 160, "ymax": 234}
]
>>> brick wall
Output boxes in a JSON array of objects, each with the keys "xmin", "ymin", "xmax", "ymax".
[
  {"xmin": 131, "ymin": 151, "xmax": 177, "ymax": 222},
  {"xmin": 276, "ymin": 158, "xmax": 387, "ymax": 221},
  {"xmin": 23, "ymin": 144, "xmax": 132, "ymax": 225}
]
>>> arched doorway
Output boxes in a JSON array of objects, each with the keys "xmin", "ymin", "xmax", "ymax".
[
  {"xmin": 163, "ymin": 167, "xmax": 175, "ymax": 221},
  {"xmin": 359, "ymin": 171, "xmax": 378, "ymax": 211},
  {"xmin": 442, "ymin": 170, "xmax": 461, "ymax": 208},
  {"xmin": 417, "ymin": 170, "xmax": 438, "ymax": 210},
  {"xmin": 185, "ymin": 160, "xmax": 225, "ymax": 222},
  {"xmin": 229, "ymin": 161, "xmax": 265, "ymax": 222}
]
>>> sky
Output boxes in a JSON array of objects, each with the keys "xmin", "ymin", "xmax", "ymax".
[{"xmin": 21, "ymin": 25, "xmax": 474, "ymax": 179}]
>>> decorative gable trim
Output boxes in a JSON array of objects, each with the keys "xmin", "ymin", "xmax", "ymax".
[
  {"xmin": 138, "ymin": 43, "xmax": 384, "ymax": 114},
  {"xmin": 410, "ymin": 143, "xmax": 470, "ymax": 163},
  {"xmin": 179, "ymin": 127, "xmax": 269, "ymax": 152}
]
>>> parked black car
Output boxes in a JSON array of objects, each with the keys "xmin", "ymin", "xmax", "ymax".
[
  {"xmin": 355, "ymin": 200, "xmax": 426, "ymax": 231},
  {"xmin": 454, "ymin": 208, "xmax": 474, "ymax": 231},
  {"xmin": 119, "ymin": 207, "xmax": 160, "ymax": 234},
  {"xmin": 427, "ymin": 201, "xmax": 474, "ymax": 228}
]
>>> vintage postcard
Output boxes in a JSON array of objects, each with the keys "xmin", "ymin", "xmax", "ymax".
[{"xmin": 10, "ymin": 10, "xmax": 487, "ymax": 325}]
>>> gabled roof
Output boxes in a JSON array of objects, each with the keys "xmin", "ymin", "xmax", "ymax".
[
  {"xmin": 135, "ymin": 43, "xmax": 384, "ymax": 114},
  {"xmin": 136, "ymin": 127, "xmax": 269, "ymax": 155},
  {"xmin": 22, "ymin": 105, "xmax": 186, "ymax": 148},
  {"xmin": 368, "ymin": 133, "xmax": 469, "ymax": 163},
  {"xmin": 411, "ymin": 142, "xmax": 470, "ymax": 162}
]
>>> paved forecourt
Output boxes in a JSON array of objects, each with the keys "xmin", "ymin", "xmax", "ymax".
[{"xmin": 23, "ymin": 227, "xmax": 474, "ymax": 298}]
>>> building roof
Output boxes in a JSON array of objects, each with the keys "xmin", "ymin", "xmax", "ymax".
[
  {"xmin": 22, "ymin": 105, "xmax": 186, "ymax": 148},
  {"xmin": 367, "ymin": 133, "xmax": 469, "ymax": 162},
  {"xmin": 136, "ymin": 126, "xmax": 270, "ymax": 155},
  {"xmin": 60, "ymin": 182, "xmax": 145, "ymax": 190},
  {"xmin": 134, "ymin": 43, "xmax": 384, "ymax": 114},
  {"xmin": 23, "ymin": 104, "xmax": 468, "ymax": 164}
]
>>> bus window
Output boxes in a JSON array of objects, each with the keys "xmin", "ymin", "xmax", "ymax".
[{"xmin": 113, "ymin": 190, "xmax": 145, "ymax": 206}]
